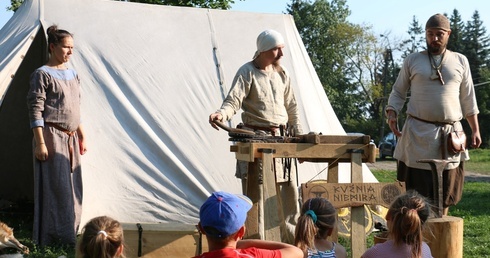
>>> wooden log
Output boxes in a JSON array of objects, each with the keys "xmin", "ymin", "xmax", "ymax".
[{"xmin": 423, "ymin": 216, "xmax": 463, "ymax": 258}]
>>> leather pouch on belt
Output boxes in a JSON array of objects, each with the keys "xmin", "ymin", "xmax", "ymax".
[{"xmin": 448, "ymin": 130, "xmax": 466, "ymax": 154}]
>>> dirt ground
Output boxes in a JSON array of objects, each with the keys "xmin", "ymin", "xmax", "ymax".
[{"xmin": 367, "ymin": 159, "xmax": 490, "ymax": 183}]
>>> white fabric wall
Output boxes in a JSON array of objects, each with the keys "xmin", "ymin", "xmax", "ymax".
[{"xmin": 0, "ymin": 0, "xmax": 376, "ymax": 229}]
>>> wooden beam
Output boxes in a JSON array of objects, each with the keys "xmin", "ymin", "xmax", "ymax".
[{"xmin": 233, "ymin": 142, "xmax": 375, "ymax": 163}]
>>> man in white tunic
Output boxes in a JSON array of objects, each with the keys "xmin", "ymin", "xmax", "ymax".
[
  {"xmin": 386, "ymin": 14, "xmax": 481, "ymax": 215},
  {"xmin": 209, "ymin": 29, "xmax": 302, "ymax": 243}
]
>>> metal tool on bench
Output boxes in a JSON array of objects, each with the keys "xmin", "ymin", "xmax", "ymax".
[
  {"xmin": 417, "ymin": 159, "xmax": 458, "ymax": 217},
  {"xmin": 211, "ymin": 120, "xmax": 298, "ymax": 143},
  {"xmin": 212, "ymin": 120, "xmax": 255, "ymax": 135}
]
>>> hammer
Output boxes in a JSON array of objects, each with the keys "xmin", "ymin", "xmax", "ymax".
[{"xmin": 417, "ymin": 159, "xmax": 458, "ymax": 217}]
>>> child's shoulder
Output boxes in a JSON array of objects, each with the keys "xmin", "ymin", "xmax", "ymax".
[{"xmin": 334, "ymin": 242, "xmax": 347, "ymax": 258}]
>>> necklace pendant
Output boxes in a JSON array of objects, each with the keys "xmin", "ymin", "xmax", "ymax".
[
  {"xmin": 437, "ymin": 69, "xmax": 445, "ymax": 85},
  {"xmin": 430, "ymin": 69, "xmax": 439, "ymax": 80}
]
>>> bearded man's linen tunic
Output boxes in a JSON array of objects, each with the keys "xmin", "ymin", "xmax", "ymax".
[
  {"xmin": 218, "ymin": 61, "xmax": 302, "ymax": 135},
  {"xmin": 217, "ymin": 61, "xmax": 302, "ymax": 243},
  {"xmin": 27, "ymin": 66, "xmax": 83, "ymax": 246},
  {"xmin": 387, "ymin": 50, "xmax": 478, "ymax": 170}
]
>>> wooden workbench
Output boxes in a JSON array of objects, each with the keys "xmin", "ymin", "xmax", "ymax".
[{"xmin": 230, "ymin": 135, "xmax": 377, "ymax": 254}]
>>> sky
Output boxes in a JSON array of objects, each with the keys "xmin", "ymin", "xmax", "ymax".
[{"xmin": 1, "ymin": 0, "xmax": 489, "ymax": 44}]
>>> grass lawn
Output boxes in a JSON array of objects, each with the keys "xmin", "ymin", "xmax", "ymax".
[
  {"xmin": 448, "ymin": 182, "xmax": 490, "ymax": 257},
  {"xmin": 465, "ymin": 148, "xmax": 490, "ymax": 176}
]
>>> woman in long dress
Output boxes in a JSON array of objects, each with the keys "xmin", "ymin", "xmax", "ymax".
[{"xmin": 27, "ymin": 25, "xmax": 87, "ymax": 246}]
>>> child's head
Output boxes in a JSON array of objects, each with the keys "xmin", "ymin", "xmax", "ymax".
[
  {"xmin": 387, "ymin": 190, "xmax": 431, "ymax": 257},
  {"xmin": 198, "ymin": 191, "xmax": 252, "ymax": 245},
  {"xmin": 294, "ymin": 198, "xmax": 337, "ymax": 253},
  {"xmin": 79, "ymin": 216, "xmax": 125, "ymax": 258}
]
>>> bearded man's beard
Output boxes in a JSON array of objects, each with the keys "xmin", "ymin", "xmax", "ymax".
[
  {"xmin": 273, "ymin": 58, "xmax": 281, "ymax": 66},
  {"xmin": 427, "ymin": 41, "xmax": 446, "ymax": 54}
]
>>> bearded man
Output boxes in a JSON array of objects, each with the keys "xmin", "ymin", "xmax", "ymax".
[
  {"xmin": 385, "ymin": 13, "xmax": 481, "ymax": 215},
  {"xmin": 209, "ymin": 29, "xmax": 302, "ymax": 242}
]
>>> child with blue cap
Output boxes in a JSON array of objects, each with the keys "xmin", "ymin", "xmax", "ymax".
[{"xmin": 194, "ymin": 191, "xmax": 303, "ymax": 258}]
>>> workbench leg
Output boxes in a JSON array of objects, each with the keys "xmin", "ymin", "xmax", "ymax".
[
  {"xmin": 327, "ymin": 162, "xmax": 339, "ymax": 242},
  {"xmin": 350, "ymin": 152, "xmax": 366, "ymax": 258},
  {"xmin": 261, "ymin": 151, "xmax": 283, "ymax": 242},
  {"xmin": 244, "ymin": 159, "xmax": 262, "ymax": 239}
]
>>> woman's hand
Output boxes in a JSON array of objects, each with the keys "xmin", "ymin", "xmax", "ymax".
[{"xmin": 35, "ymin": 143, "xmax": 49, "ymax": 161}]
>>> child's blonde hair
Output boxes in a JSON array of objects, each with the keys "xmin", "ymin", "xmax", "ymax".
[
  {"xmin": 387, "ymin": 190, "xmax": 431, "ymax": 258},
  {"xmin": 79, "ymin": 216, "xmax": 125, "ymax": 258},
  {"xmin": 294, "ymin": 197, "xmax": 337, "ymax": 254}
]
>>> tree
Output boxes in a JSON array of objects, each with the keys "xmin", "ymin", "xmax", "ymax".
[
  {"xmin": 460, "ymin": 11, "xmax": 490, "ymax": 147},
  {"xmin": 8, "ymin": 0, "xmax": 240, "ymax": 11},
  {"xmin": 474, "ymin": 70, "xmax": 490, "ymax": 147},
  {"xmin": 462, "ymin": 11, "xmax": 490, "ymax": 84},
  {"xmin": 375, "ymin": 36, "xmax": 401, "ymax": 141},
  {"xmin": 399, "ymin": 15, "xmax": 425, "ymax": 58},
  {"xmin": 125, "ymin": 0, "xmax": 240, "ymax": 9},
  {"xmin": 287, "ymin": 0, "xmax": 372, "ymax": 130},
  {"xmin": 447, "ymin": 9, "xmax": 465, "ymax": 53},
  {"xmin": 7, "ymin": 0, "xmax": 23, "ymax": 11}
]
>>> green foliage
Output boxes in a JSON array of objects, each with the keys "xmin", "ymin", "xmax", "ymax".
[
  {"xmin": 7, "ymin": 0, "xmax": 240, "ymax": 11},
  {"xmin": 287, "ymin": 0, "xmax": 378, "ymax": 129},
  {"xmin": 447, "ymin": 9, "xmax": 465, "ymax": 52},
  {"xmin": 127, "ymin": 0, "xmax": 240, "ymax": 9},
  {"xmin": 462, "ymin": 11, "xmax": 490, "ymax": 84},
  {"xmin": 458, "ymin": 11, "xmax": 490, "ymax": 148},
  {"xmin": 399, "ymin": 15, "xmax": 425, "ymax": 58},
  {"xmin": 7, "ymin": 0, "xmax": 23, "ymax": 11}
]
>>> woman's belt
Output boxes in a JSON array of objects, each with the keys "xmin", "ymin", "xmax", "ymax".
[{"xmin": 45, "ymin": 122, "xmax": 75, "ymax": 136}]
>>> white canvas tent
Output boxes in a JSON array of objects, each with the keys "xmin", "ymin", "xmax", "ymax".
[{"xmin": 0, "ymin": 0, "xmax": 377, "ymax": 229}]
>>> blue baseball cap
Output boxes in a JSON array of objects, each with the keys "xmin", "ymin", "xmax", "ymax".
[{"xmin": 199, "ymin": 191, "xmax": 252, "ymax": 238}]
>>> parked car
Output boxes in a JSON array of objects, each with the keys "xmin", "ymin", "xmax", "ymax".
[{"xmin": 378, "ymin": 132, "xmax": 397, "ymax": 159}]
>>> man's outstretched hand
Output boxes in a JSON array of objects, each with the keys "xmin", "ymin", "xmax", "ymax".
[{"xmin": 209, "ymin": 112, "xmax": 223, "ymax": 130}]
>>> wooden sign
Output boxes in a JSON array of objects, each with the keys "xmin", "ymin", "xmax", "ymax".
[{"xmin": 301, "ymin": 182, "xmax": 405, "ymax": 208}]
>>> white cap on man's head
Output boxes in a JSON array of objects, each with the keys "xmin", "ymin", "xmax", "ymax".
[{"xmin": 253, "ymin": 29, "xmax": 285, "ymax": 59}]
